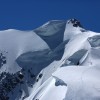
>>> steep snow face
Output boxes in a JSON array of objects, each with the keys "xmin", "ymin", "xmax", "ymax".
[
  {"xmin": 52, "ymin": 66, "xmax": 100, "ymax": 100},
  {"xmin": 62, "ymin": 32, "xmax": 92, "ymax": 61},
  {"xmin": 34, "ymin": 20, "xmax": 66, "ymax": 36},
  {"xmin": 26, "ymin": 19, "xmax": 100, "ymax": 100},
  {"xmin": 0, "ymin": 19, "xmax": 100, "ymax": 100},
  {"xmin": 28, "ymin": 65, "xmax": 100, "ymax": 100},
  {"xmin": 0, "ymin": 30, "xmax": 49, "ymax": 73},
  {"xmin": 88, "ymin": 35, "xmax": 100, "ymax": 47},
  {"xmin": 64, "ymin": 49, "xmax": 88, "ymax": 65},
  {"xmin": 63, "ymin": 19, "xmax": 86, "ymax": 41},
  {"xmin": 34, "ymin": 20, "xmax": 66, "ymax": 49},
  {"xmin": 82, "ymin": 47, "xmax": 100, "ymax": 67}
]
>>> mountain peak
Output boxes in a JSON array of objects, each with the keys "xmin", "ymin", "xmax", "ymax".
[{"xmin": 67, "ymin": 18, "xmax": 83, "ymax": 28}]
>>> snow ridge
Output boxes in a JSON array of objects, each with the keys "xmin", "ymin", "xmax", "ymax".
[{"xmin": 0, "ymin": 19, "xmax": 100, "ymax": 100}]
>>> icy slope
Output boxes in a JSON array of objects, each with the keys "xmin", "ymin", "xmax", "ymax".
[
  {"xmin": 26, "ymin": 19, "xmax": 100, "ymax": 100},
  {"xmin": 29, "ymin": 65, "xmax": 100, "ymax": 100},
  {"xmin": 0, "ymin": 20, "xmax": 67, "ymax": 99},
  {"xmin": 0, "ymin": 18, "xmax": 100, "ymax": 100},
  {"xmin": 0, "ymin": 29, "xmax": 49, "ymax": 73},
  {"xmin": 28, "ymin": 32, "xmax": 100, "ymax": 100},
  {"xmin": 34, "ymin": 20, "xmax": 66, "ymax": 49}
]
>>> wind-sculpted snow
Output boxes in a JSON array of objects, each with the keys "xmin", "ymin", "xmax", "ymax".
[
  {"xmin": 88, "ymin": 35, "xmax": 100, "ymax": 47},
  {"xmin": 0, "ymin": 19, "xmax": 100, "ymax": 100},
  {"xmin": 53, "ymin": 76, "xmax": 67, "ymax": 86},
  {"xmin": 16, "ymin": 49, "xmax": 54, "ymax": 76},
  {"xmin": 53, "ymin": 66, "xmax": 100, "ymax": 100},
  {"xmin": 0, "ymin": 30, "xmax": 49, "ymax": 73},
  {"xmin": 62, "ymin": 49, "xmax": 88, "ymax": 66},
  {"xmin": 34, "ymin": 20, "xmax": 66, "ymax": 36},
  {"xmin": 34, "ymin": 20, "xmax": 66, "ymax": 49},
  {"xmin": 81, "ymin": 47, "xmax": 100, "ymax": 67}
]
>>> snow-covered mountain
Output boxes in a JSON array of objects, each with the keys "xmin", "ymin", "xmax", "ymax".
[{"xmin": 0, "ymin": 19, "xmax": 100, "ymax": 100}]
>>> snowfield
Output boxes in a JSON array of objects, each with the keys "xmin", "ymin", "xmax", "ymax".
[{"xmin": 0, "ymin": 19, "xmax": 100, "ymax": 100}]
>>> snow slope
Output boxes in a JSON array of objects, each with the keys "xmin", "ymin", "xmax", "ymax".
[
  {"xmin": 0, "ymin": 19, "xmax": 100, "ymax": 100},
  {"xmin": 26, "ymin": 19, "xmax": 100, "ymax": 100},
  {"xmin": 34, "ymin": 20, "xmax": 66, "ymax": 49},
  {"xmin": 29, "ymin": 65, "xmax": 100, "ymax": 100},
  {"xmin": 0, "ymin": 29, "xmax": 49, "ymax": 73}
]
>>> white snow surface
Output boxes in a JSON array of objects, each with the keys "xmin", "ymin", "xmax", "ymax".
[
  {"xmin": 0, "ymin": 29, "xmax": 49, "ymax": 73},
  {"xmin": 0, "ymin": 19, "xmax": 100, "ymax": 100}
]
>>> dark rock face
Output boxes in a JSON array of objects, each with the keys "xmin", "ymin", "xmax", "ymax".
[
  {"xmin": 67, "ymin": 19, "xmax": 83, "ymax": 28},
  {"xmin": 0, "ymin": 51, "xmax": 7, "ymax": 68},
  {"xmin": 0, "ymin": 71, "xmax": 24, "ymax": 100}
]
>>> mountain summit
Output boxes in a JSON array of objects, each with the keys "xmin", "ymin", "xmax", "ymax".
[
  {"xmin": 67, "ymin": 18, "xmax": 83, "ymax": 27},
  {"xmin": 0, "ymin": 19, "xmax": 100, "ymax": 100}
]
